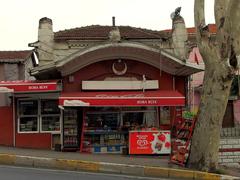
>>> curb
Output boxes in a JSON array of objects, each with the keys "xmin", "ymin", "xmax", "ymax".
[{"xmin": 0, "ymin": 153, "xmax": 238, "ymax": 180}]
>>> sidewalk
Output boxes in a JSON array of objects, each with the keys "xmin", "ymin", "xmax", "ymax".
[{"xmin": 0, "ymin": 146, "xmax": 238, "ymax": 179}]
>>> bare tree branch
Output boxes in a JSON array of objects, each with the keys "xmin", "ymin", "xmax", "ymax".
[
  {"xmin": 229, "ymin": 0, "xmax": 240, "ymax": 57},
  {"xmin": 214, "ymin": 0, "xmax": 230, "ymax": 27},
  {"xmin": 214, "ymin": 0, "xmax": 232, "ymax": 61},
  {"xmin": 194, "ymin": 0, "xmax": 205, "ymax": 44},
  {"xmin": 194, "ymin": 0, "xmax": 216, "ymax": 67}
]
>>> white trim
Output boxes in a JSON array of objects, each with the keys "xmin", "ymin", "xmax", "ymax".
[
  {"xmin": 41, "ymin": 130, "xmax": 61, "ymax": 134},
  {"xmin": 18, "ymin": 131, "xmax": 40, "ymax": 134}
]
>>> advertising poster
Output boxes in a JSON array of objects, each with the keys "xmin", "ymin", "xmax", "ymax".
[{"xmin": 129, "ymin": 131, "xmax": 171, "ymax": 154}]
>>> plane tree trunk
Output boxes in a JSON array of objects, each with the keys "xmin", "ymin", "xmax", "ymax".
[{"xmin": 187, "ymin": 0, "xmax": 240, "ymax": 172}]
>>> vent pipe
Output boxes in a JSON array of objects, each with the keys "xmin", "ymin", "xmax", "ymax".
[{"xmin": 112, "ymin": 16, "xmax": 115, "ymax": 27}]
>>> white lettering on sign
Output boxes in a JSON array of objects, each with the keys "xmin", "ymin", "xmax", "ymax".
[
  {"xmin": 28, "ymin": 85, "xmax": 48, "ymax": 90},
  {"xmin": 96, "ymin": 94, "xmax": 144, "ymax": 98},
  {"xmin": 137, "ymin": 100, "xmax": 158, "ymax": 105},
  {"xmin": 136, "ymin": 135, "xmax": 149, "ymax": 147}
]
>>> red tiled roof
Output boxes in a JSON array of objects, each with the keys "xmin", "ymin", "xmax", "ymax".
[
  {"xmin": 54, "ymin": 25, "xmax": 168, "ymax": 40},
  {"xmin": 187, "ymin": 24, "xmax": 216, "ymax": 34},
  {"xmin": 0, "ymin": 50, "xmax": 32, "ymax": 60},
  {"xmin": 163, "ymin": 24, "xmax": 216, "ymax": 34}
]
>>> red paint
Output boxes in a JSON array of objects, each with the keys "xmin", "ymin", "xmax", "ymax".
[
  {"xmin": 63, "ymin": 60, "xmax": 180, "ymax": 92},
  {"xmin": 0, "ymin": 107, "xmax": 13, "ymax": 146},
  {"xmin": 175, "ymin": 77, "xmax": 186, "ymax": 95},
  {"xmin": 16, "ymin": 133, "xmax": 52, "ymax": 149}
]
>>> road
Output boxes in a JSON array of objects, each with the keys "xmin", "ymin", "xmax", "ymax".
[{"xmin": 0, "ymin": 165, "xmax": 169, "ymax": 180}]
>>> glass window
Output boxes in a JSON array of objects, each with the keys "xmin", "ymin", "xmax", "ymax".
[
  {"xmin": 18, "ymin": 100, "xmax": 38, "ymax": 132},
  {"xmin": 19, "ymin": 117, "xmax": 38, "ymax": 132},
  {"xmin": 160, "ymin": 106, "xmax": 170, "ymax": 125},
  {"xmin": 19, "ymin": 100, "xmax": 38, "ymax": 115},
  {"xmin": 86, "ymin": 113, "xmax": 120, "ymax": 130},
  {"xmin": 42, "ymin": 116, "xmax": 60, "ymax": 131},
  {"xmin": 41, "ymin": 100, "xmax": 60, "ymax": 114},
  {"xmin": 18, "ymin": 99, "xmax": 60, "ymax": 133},
  {"xmin": 122, "ymin": 112, "xmax": 144, "ymax": 130},
  {"xmin": 41, "ymin": 100, "xmax": 60, "ymax": 132}
]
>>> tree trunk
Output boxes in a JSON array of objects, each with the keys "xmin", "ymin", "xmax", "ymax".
[
  {"xmin": 187, "ymin": 0, "xmax": 239, "ymax": 172},
  {"xmin": 188, "ymin": 62, "xmax": 233, "ymax": 171}
]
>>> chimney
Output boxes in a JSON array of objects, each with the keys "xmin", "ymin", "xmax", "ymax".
[
  {"xmin": 37, "ymin": 17, "xmax": 54, "ymax": 65},
  {"xmin": 112, "ymin": 16, "xmax": 115, "ymax": 27},
  {"xmin": 171, "ymin": 14, "xmax": 188, "ymax": 60}
]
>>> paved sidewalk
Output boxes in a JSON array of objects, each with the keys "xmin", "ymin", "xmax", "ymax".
[
  {"xmin": 0, "ymin": 146, "xmax": 239, "ymax": 179},
  {"xmin": 0, "ymin": 145, "xmax": 173, "ymax": 168}
]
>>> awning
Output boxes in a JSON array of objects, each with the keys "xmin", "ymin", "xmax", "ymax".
[
  {"xmin": 0, "ymin": 80, "xmax": 61, "ymax": 93},
  {"xmin": 59, "ymin": 90, "xmax": 185, "ymax": 107}
]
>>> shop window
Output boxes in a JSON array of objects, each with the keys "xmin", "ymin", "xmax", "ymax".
[
  {"xmin": 160, "ymin": 106, "xmax": 170, "ymax": 125},
  {"xmin": 86, "ymin": 112, "xmax": 120, "ymax": 130},
  {"xmin": 41, "ymin": 116, "xmax": 60, "ymax": 132},
  {"xmin": 18, "ymin": 100, "xmax": 38, "ymax": 132},
  {"xmin": 122, "ymin": 112, "xmax": 144, "ymax": 130},
  {"xmin": 41, "ymin": 100, "xmax": 60, "ymax": 132},
  {"xmin": 18, "ymin": 99, "xmax": 60, "ymax": 133}
]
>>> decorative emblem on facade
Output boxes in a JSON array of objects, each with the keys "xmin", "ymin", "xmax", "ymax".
[{"xmin": 112, "ymin": 59, "xmax": 127, "ymax": 75}]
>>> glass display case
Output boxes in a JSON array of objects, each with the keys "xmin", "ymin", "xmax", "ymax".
[
  {"xmin": 63, "ymin": 108, "xmax": 79, "ymax": 149},
  {"xmin": 81, "ymin": 111, "xmax": 127, "ymax": 153}
]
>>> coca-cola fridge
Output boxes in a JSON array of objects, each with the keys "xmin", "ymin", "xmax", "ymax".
[{"xmin": 62, "ymin": 108, "xmax": 81, "ymax": 150}]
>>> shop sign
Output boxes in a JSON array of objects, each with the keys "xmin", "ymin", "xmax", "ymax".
[
  {"xmin": 129, "ymin": 131, "xmax": 171, "ymax": 154},
  {"xmin": 0, "ymin": 80, "xmax": 59, "ymax": 92}
]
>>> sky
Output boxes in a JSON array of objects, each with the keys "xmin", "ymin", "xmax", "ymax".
[{"xmin": 0, "ymin": 0, "xmax": 215, "ymax": 50}]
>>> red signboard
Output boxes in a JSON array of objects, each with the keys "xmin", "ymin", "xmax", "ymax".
[
  {"xmin": 59, "ymin": 91, "xmax": 185, "ymax": 107},
  {"xmin": 0, "ymin": 80, "xmax": 60, "ymax": 93},
  {"xmin": 129, "ymin": 130, "xmax": 171, "ymax": 154}
]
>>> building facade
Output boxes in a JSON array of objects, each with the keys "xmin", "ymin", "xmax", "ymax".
[{"xmin": 0, "ymin": 15, "xmax": 203, "ymax": 154}]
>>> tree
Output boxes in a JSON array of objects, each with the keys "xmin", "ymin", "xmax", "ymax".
[{"xmin": 187, "ymin": 0, "xmax": 240, "ymax": 172}]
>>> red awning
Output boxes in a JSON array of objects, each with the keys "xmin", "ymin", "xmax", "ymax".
[
  {"xmin": 59, "ymin": 90, "xmax": 185, "ymax": 107},
  {"xmin": 0, "ymin": 80, "xmax": 61, "ymax": 93}
]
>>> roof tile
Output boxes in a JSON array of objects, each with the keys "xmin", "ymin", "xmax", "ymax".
[
  {"xmin": 0, "ymin": 50, "xmax": 32, "ymax": 60},
  {"xmin": 54, "ymin": 25, "xmax": 168, "ymax": 40}
]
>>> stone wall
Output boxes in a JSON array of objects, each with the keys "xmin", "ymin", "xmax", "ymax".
[{"xmin": 219, "ymin": 128, "xmax": 240, "ymax": 168}]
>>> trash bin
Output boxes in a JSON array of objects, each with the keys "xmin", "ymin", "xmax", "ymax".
[
  {"xmin": 54, "ymin": 144, "xmax": 61, "ymax": 151},
  {"xmin": 122, "ymin": 146, "xmax": 129, "ymax": 155}
]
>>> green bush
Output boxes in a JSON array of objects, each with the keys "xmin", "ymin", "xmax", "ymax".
[{"xmin": 183, "ymin": 111, "xmax": 195, "ymax": 119}]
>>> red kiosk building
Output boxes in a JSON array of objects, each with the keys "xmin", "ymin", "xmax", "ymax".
[{"xmin": 0, "ymin": 16, "xmax": 203, "ymax": 154}]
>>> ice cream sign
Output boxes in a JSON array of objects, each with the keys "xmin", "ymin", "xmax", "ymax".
[{"xmin": 129, "ymin": 130, "xmax": 171, "ymax": 154}]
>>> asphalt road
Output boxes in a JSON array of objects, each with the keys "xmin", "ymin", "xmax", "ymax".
[{"xmin": 0, "ymin": 165, "xmax": 169, "ymax": 180}]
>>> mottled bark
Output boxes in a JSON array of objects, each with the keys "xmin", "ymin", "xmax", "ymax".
[{"xmin": 187, "ymin": 0, "xmax": 240, "ymax": 172}]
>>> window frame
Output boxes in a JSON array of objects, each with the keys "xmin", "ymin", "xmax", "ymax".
[
  {"xmin": 17, "ymin": 98, "xmax": 60, "ymax": 134},
  {"xmin": 40, "ymin": 99, "xmax": 60, "ymax": 133},
  {"xmin": 18, "ymin": 99, "xmax": 40, "ymax": 133}
]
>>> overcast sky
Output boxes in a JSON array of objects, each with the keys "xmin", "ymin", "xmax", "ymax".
[{"xmin": 0, "ymin": 0, "xmax": 215, "ymax": 50}]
